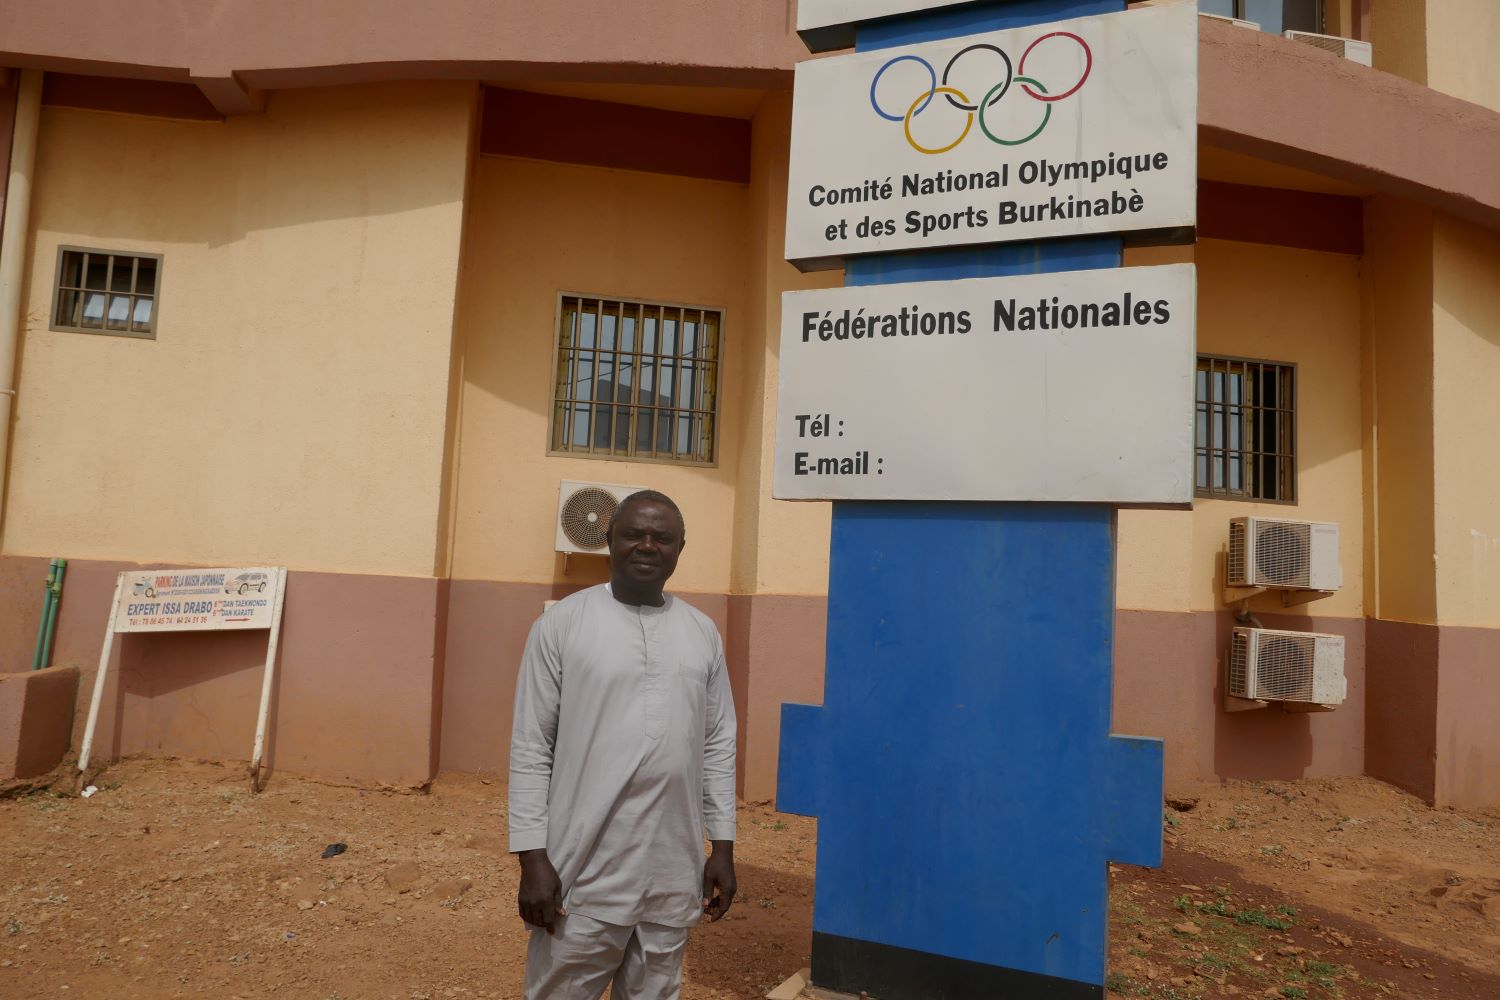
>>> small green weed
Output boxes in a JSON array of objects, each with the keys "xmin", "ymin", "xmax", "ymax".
[
  {"xmin": 1233, "ymin": 908, "xmax": 1294, "ymax": 931},
  {"xmin": 1281, "ymin": 988, "xmax": 1309, "ymax": 1000},
  {"xmin": 1111, "ymin": 899, "xmax": 1147, "ymax": 926},
  {"xmin": 1172, "ymin": 894, "xmax": 1192, "ymax": 913}
]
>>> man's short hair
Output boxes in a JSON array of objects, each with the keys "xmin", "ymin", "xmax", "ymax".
[{"xmin": 607, "ymin": 490, "xmax": 686, "ymax": 538}]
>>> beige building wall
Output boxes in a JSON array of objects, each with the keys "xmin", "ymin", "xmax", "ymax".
[
  {"xmin": 1363, "ymin": 197, "xmax": 1437, "ymax": 625},
  {"xmin": 731, "ymin": 92, "xmax": 838, "ymax": 599},
  {"xmin": 1359, "ymin": 199, "xmax": 1500, "ymax": 808},
  {"xmin": 1423, "ymin": 0, "xmax": 1500, "ymax": 114},
  {"xmin": 1117, "ymin": 239, "xmax": 1366, "ymax": 619},
  {"xmin": 1368, "ymin": 0, "xmax": 1427, "ymax": 88},
  {"xmin": 447, "ymin": 154, "xmax": 750, "ymax": 596},
  {"xmin": 1431, "ymin": 216, "xmax": 1500, "ymax": 630},
  {"xmin": 1113, "ymin": 239, "xmax": 1368, "ymax": 794},
  {"xmin": 727, "ymin": 92, "xmax": 841, "ymax": 800},
  {"xmin": 4, "ymin": 82, "xmax": 476, "ymax": 578},
  {"xmin": 1359, "ymin": 198, "xmax": 1440, "ymax": 801},
  {"xmin": 1372, "ymin": 0, "xmax": 1500, "ymax": 114},
  {"xmin": 439, "ymin": 102, "xmax": 844, "ymax": 795},
  {"xmin": 1429, "ymin": 215, "xmax": 1500, "ymax": 806},
  {"xmin": 0, "ymin": 5, "xmax": 1495, "ymax": 805}
]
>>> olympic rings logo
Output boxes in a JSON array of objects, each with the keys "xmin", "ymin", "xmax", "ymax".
[{"xmin": 869, "ymin": 32, "xmax": 1092, "ymax": 154}]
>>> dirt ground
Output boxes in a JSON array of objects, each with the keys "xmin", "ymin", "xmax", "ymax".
[
  {"xmin": 1109, "ymin": 778, "xmax": 1500, "ymax": 1000},
  {"xmin": 1, "ymin": 760, "xmax": 1497, "ymax": 1000}
]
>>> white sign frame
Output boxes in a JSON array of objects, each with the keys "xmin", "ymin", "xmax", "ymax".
[
  {"xmin": 112, "ymin": 567, "xmax": 283, "ymax": 632},
  {"xmin": 785, "ymin": 2, "xmax": 1198, "ymax": 270},
  {"xmin": 772, "ymin": 264, "xmax": 1196, "ymax": 503},
  {"xmin": 77, "ymin": 566, "xmax": 289, "ymax": 793}
]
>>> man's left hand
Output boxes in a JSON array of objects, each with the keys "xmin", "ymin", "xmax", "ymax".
[{"xmin": 701, "ymin": 841, "xmax": 736, "ymax": 921}]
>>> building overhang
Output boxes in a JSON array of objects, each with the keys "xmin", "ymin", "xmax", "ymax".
[
  {"xmin": 4, "ymin": 5, "xmax": 1499, "ymax": 236},
  {"xmin": 1198, "ymin": 17, "xmax": 1500, "ymax": 233}
]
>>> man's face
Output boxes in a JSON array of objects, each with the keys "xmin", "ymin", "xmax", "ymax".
[{"xmin": 608, "ymin": 500, "xmax": 684, "ymax": 593}]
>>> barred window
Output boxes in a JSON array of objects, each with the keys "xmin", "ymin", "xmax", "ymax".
[
  {"xmin": 52, "ymin": 247, "xmax": 160, "ymax": 339},
  {"xmin": 1195, "ymin": 355, "xmax": 1296, "ymax": 502},
  {"xmin": 550, "ymin": 295, "xmax": 722, "ymax": 465}
]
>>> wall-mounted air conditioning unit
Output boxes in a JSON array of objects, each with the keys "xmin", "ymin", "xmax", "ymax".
[
  {"xmin": 556, "ymin": 480, "xmax": 646, "ymax": 555},
  {"xmin": 1284, "ymin": 31, "xmax": 1373, "ymax": 67},
  {"xmin": 1229, "ymin": 626, "xmax": 1347, "ymax": 706},
  {"xmin": 1200, "ymin": 12, "xmax": 1260, "ymax": 30},
  {"xmin": 1227, "ymin": 517, "xmax": 1341, "ymax": 592}
]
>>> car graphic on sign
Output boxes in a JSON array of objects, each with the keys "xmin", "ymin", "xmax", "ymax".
[
  {"xmin": 226, "ymin": 572, "xmax": 269, "ymax": 595},
  {"xmin": 132, "ymin": 580, "xmax": 156, "ymax": 598}
]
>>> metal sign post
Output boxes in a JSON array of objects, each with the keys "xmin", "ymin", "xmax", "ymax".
[
  {"xmin": 76, "ymin": 565, "xmax": 289, "ymax": 793},
  {"xmin": 774, "ymin": 1, "xmax": 1194, "ymax": 996}
]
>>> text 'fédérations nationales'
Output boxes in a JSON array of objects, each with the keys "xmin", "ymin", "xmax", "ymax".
[
  {"xmin": 800, "ymin": 293, "xmax": 1173, "ymax": 343},
  {"xmin": 805, "ymin": 151, "xmax": 1172, "ymax": 242}
]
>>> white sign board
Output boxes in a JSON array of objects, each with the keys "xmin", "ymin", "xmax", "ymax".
[
  {"xmin": 798, "ymin": 0, "xmax": 992, "ymax": 51},
  {"xmin": 773, "ymin": 263, "xmax": 1196, "ymax": 503},
  {"xmin": 80, "ymin": 565, "xmax": 290, "ymax": 792},
  {"xmin": 114, "ymin": 567, "xmax": 281, "ymax": 632},
  {"xmin": 785, "ymin": 2, "xmax": 1197, "ymax": 270}
]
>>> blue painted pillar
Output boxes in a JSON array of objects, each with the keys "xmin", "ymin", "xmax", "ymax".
[{"xmin": 776, "ymin": 2, "xmax": 1165, "ymax": 997}]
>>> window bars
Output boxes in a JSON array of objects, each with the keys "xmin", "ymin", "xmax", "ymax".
[
  {"xmin": 53, "ymin": 248, "xmax": 160, "ymax": 338},
  {"xmin": 1195, "ymin": 355, "xmax": 1296, "ymax": 502},
  {"xmin": 551, "ymin": 296, "xmax": 722, "ymax": 465}
]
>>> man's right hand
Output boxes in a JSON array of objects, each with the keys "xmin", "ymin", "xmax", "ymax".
[{"xmin": 516, "ymin": 849, "xmax": 566, "ymax": 934}]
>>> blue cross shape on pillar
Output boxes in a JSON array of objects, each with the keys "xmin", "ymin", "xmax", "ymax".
[{"xmin": 778, "ymin": 502, "xmax": 1164, "ymax": 998}]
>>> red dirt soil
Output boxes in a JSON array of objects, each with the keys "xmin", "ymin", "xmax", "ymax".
[{"xmin": 1, "ymin": 760, "xmax": 1495, "ymax": 999}]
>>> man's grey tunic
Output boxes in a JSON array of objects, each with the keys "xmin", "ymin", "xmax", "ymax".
[{"xmin": 509, "ymin": 584, "xmax": 737, "ymax": 927}]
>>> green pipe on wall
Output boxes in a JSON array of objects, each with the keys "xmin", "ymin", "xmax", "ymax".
[
  {"xmin": 31, "ymin": 557, "xmax": 66, "ymax": 670},
  {"xmin": 30, "ymin": 562, "xmax": 55, "ymax": 670}
]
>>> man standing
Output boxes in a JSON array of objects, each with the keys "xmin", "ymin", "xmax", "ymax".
[{"xmin": 509, "ymin": 490, "xmax": 737, "ymax": 1000}]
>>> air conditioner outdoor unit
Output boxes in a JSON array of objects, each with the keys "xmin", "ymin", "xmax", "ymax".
[
  {"xmin": 1200, "ymin": 12, "xmax": 1260, "ymax": 30},
  {"xmin": 556, "ymin": 480, "xmax": 646, "ymax": 555},
  {"xmin": 1283, "ymin": 31, "xmax": 1373, "ymax": 67},
  {"xmin": 1227, "ymin": 517, "xmax": 1341, "ymax": 591},
  {"xmin": 1229, "ymin": 627, "xmax": 1347, "ymax": 705}
]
